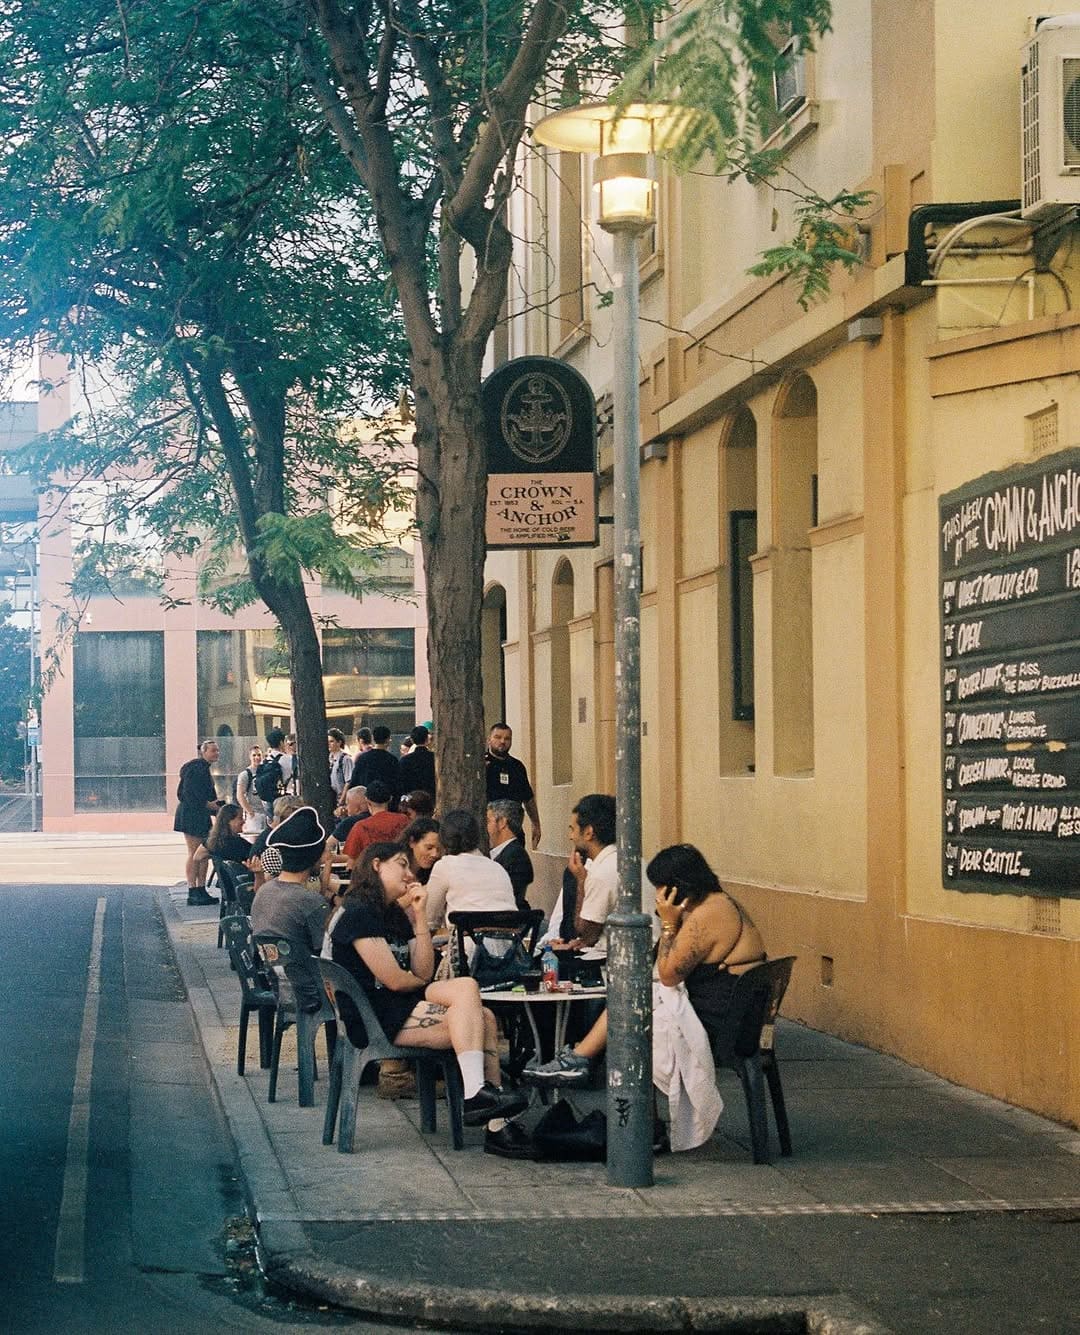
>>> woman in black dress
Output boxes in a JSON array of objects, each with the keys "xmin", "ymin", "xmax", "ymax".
[
  {"xmin": 173, "ymin": 739, "xmax": 222, "ymax": 905},
  {"xmin": 330, "ymin": 842, "xmax": 527, "ymax": 1130}
]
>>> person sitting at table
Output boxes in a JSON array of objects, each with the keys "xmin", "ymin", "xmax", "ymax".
[
  {"xmin": 197, "ymin": 802, "xmax": 253, "ymax": 867},
  {"xmin": 402, "ymin": 817, "xmax": 441, "ymax": 885},
  {"xmin": 525, "ymin": 843, "xmax": 762, "ymax": 1150},
  {"xmin": 247, "ymin": 794, "xmax": 307, "ymax": 889},
  {"xmin": 400, "ymin": 789, "xmax": 436, "ymax": 821},
  {"xmin": 545, "ymin": 793, "xmax": 617, "ymax": 959},
  {"xmin": 486, "ymin": 799, "xmax": 534, "ymax": 911},
  {"xmin": 327, "ymin": 786, "xmax": 369, "ymax": 855},
  {"xmin": 250, "ymin": 807, "xmax": 330, "ymax": 953},
  {"xmin": 423, "ymin": 808, "xmax": 516, "ymax": 933},
  {"xmin": 341, "ymin": 780, "xmax": 409, "ymax": 863},
  {"xmin": 330, "ymin": 841, "xmax": 530, "ymax": 1146}
]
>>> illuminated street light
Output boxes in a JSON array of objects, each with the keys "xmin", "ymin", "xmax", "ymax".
[{"xmin": 534, "ymin": 100, "xmax": 690, "ymax": 1188}]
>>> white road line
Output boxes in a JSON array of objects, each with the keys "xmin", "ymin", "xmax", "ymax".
[{"xmin": 53, "ymin": 895, "xmax": 107, "ymax": 1284}]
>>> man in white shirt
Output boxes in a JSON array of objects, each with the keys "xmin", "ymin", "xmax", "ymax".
[{"xmin": 549, "ymin": 793, "xmax": 617, "ymax": 957}]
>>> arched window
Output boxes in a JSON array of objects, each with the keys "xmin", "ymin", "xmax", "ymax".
[
  {"xmin": 550, "ymin": 561, "xmax": 574, "ymax": 785},
  {"xmin": 481, "ymin": 583, "xmax": 507, "ymax": 728},
  {"xmin": 772, "ymin": 374, "xmax": 818, "ymax": 775}
]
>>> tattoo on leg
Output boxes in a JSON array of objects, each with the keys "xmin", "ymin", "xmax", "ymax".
[{"xmin": 401, "ymin": 1014, "xmax": 443, "ymax": 1030}]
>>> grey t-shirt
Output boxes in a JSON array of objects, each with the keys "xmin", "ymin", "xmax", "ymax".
[{"xmin": 250, "ymin": 876, "xmax": 328, "ymax": 957}]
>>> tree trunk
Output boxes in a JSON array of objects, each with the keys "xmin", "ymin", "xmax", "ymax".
[
  {"xmin": 415, "ymin": 352, "xmax": 488, "ymax": 816},
  {"xmin": 256, "ymin": 574, "xmax": 334, "ymax": 827}
]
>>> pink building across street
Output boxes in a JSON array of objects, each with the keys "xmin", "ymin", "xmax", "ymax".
[{"xmin": 31, "ymin": 355, "xmax": 430, "ymax": 832}]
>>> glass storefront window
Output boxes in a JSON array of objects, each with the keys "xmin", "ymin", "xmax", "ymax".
[{"xmin": 73, "ymin": 631, "xmax": 166, "ymax": 810}]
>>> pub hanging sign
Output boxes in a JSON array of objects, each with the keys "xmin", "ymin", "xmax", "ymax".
[
  {"xmin": 481, "ymin": 356, "xmax": 598, "ymax": 549},
  {"xmin": 939, "ymin": 447, "xmax": 1080, "ymax": 897}
]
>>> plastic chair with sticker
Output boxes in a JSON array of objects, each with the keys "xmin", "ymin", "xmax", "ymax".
[{"xmin": 317, "ymin": 958, "xmax": 465, "ymax": 1153}]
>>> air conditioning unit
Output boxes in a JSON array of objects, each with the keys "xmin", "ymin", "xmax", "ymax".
[
  {"xmin": 1021, "ymin": 14, "xmax": 1080, "ymax": 218},
  {"xmin": 772, "ymin": 37, "xmax": 807, "ymax": 117}
]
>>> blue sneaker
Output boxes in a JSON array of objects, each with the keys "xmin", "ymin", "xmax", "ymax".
[{"xmin": 523, "ymin": 1046, "xmax": 590, "ymax": 1085}]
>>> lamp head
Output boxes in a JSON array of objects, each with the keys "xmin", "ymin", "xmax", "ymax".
[{"xmin": 533, "ymin": 101, "xmax": 694, "ymax": 236}]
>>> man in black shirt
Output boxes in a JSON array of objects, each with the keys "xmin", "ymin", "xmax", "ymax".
[
  {"xmin": 484, "ymin": 723, "xmax": 541, "ymax": 849},
  {"xmin": 398, "ymin": 724, "xmax": 436, "ymax": 803},
  {"xmin": 348, "ymin": 725, "xmax": 402, "ymax": 804}
]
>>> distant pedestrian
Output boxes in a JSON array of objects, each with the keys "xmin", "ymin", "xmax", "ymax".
[
  {"xmin": 328, "ymin": 728, "xmax": 353, "ymax": 810},
  {"xmin": 174, "ymin": 739, "xmax": 222, "ymax": 906},
  {"xmin": 349, "ymin": 725, "xmax": 402, "ymax": 805},
  {"xmin": 353, "ymin": 727, "xmax": 374, "ymax": 758},
  {"xmin": 484, "ymin": 723, "xmax": 541, "ymax": 849},
  {"xmin": 399, "ymin": 725, "xmax": 436, "ymax": 803},
  {"xmin": 253, "ymin": 727, "xmax": 295, "ymax": 820},
  {"xmin": 235, "ymin": 744, "xmax": 266, "ymax": 836}
]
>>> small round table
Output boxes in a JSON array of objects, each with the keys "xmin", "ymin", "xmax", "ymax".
[{"xmin": 479, "ymin": 985, "xmax": 607, "ymax": 1070}]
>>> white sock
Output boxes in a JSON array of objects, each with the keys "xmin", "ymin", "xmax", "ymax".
[
  {"xmin": 487, "ymin": 1118, "xmax": 507, "ymax": 1133},
  {"xmin": 458, "ymin": 1050, "xmax": 485, "ymax": 1099}
]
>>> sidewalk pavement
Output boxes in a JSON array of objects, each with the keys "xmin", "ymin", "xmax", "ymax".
[{"xmin": 163, "ymin": 888, "xmax": 1080, "ymax": 1335}]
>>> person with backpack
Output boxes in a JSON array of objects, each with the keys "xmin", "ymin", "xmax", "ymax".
[
  {"xmin": 173, "ymin": 739, "xmax": 223, "ymax": 906},
  {"xmin": 328, "ymin": 727, "xmax": 353, "ymax": 813},
  {"xmin": 253, "ymin": 727, "xmax": 295, "ymax": 820},
  {"xmin": 234, "ymin": 744, "xmax": 267, "ymax": 835}
]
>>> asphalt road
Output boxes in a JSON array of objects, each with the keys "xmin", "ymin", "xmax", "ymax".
[{"xmin": 0, "ymin": 883, "xmax": 405, "ymax": 1334}]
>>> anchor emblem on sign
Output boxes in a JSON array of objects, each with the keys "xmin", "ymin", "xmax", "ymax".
[{"xmin": 501, "ymin": 373, "xmax": 572, "ymax": 464}]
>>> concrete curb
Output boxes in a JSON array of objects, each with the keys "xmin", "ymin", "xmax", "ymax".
[
  {"xmin": 258, "ymin": 1226, "xmax": 891, "ymax": 1332},
  {"xmin": 159, "ymin": 892, "xmax": 891, "ymax": 1335}
]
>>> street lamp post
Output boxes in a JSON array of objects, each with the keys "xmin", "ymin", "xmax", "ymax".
[{"xmin": 534, "ymin": 102, "xmax": 691, "ymax": 1187}]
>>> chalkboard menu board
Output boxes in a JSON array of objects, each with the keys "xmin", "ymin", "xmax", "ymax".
[{"xmin": 940, "ymin": 448, "xmax": 1080, "ymax": 897}]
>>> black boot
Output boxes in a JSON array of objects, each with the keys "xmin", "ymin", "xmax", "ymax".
[{"xmin": 187, "ymin": 886, "xmax": 218, "ymax": 906}]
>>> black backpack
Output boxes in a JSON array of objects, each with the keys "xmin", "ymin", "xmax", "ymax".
[{"xmin": 252, "ymin": 754, "xmax": 284, "ymax": 803}]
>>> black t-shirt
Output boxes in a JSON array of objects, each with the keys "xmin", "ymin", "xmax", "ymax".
[
  {"xmin": 399, "ymin": 747, "xmax": 436, "ymax": 799},
  {"xmin": 484, "ymin": 751, "xmax": 534, "ymax": 804},
  {"xmin": 349, "ymin": 747, "xmax": 402, "ymax": 800},
  {"xmin": 210, "ymin": 832, "xmax": 252, "ymax": 863},
  {"xmin": 330, "ymin": 900, "xmax": 418, "ymax": 1046},
  {"xmin": 331, "ymin": 812, "xmax": 368, "ymax": 844},
  {"xmin": 332, "ymin": 901, "xmax": 412, "ymax": 989}
]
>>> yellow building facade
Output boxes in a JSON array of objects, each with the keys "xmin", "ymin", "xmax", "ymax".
[{"xmin": 483, "ymin": 0, "xmax": 1080, "ymax": 1128}]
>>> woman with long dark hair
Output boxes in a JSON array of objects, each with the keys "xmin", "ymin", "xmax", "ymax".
[
  {"xmin": 206, "ymin": 802, "xmax": 253, "ymax": 860},
  {"xmin": 329, "ymin": 843, "xmax": 527, "ymax": 1137},
  {"xmin": 401, "ymin": 817, "xmax": 441, "ymax": 885}
]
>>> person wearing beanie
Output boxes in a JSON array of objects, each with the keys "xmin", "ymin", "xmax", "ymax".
[
  {"xmin": 342, "ymin": 778, "xmax": 409, "ymax": 863},
  {"xmin": 250, "ymin": 807, "xmax": 330, "ymax": 962}
]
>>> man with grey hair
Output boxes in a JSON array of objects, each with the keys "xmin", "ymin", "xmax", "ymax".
[{"xmin": 486, "ymin": 799, "xmax": 534, "ymax": 911}]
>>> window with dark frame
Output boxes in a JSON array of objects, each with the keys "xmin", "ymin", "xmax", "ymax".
[
  {"xmin": 73, "ymin": 630, "xmax": 166, "ymax": 811},
  {"xmin": 730, "ymin": 510, "xmax": 757, "ymax": 721}
]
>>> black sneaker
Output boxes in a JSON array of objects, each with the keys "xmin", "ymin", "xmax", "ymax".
[
  {"xmin": 463, "ymin": 1082, "xmax": 529, "ymax": 1127},
  {"xmin": 484, "ymin": 1120, "xmax": 536, "ymax": 1160},
  {"xmin": 187, "ymin": 887, "xmax": 219, "ymax": 906}
]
